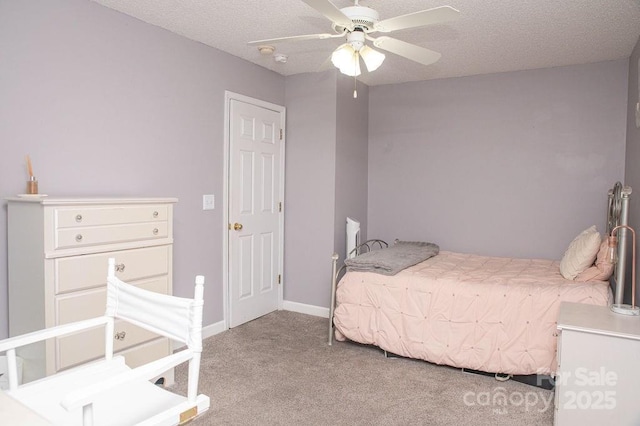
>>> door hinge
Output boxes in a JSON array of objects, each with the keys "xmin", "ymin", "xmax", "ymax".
[
  {"xmin": 278, "ymin": 201, "xmax": 282, "ymax": 212},
  {"xmin": 278, "ymin": 274, "xmax": 282, "ymax": 284},
  {"xmin": 279, "ymin": 129, "xmax": 283, "ymax": 140}
]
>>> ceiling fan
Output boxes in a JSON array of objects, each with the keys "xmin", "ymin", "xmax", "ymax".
[{"xmin": 248, "ymin": 0, "xmax": 460, "ymax": 77}]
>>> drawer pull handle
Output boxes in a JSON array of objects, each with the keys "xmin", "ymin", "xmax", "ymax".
[
  {"xmin": 153, "ymin": 211, "xmax": 159, "ymax": 218},
  {"xmin": 115, "ymin": 263, "xmax": 126, "ymax": 273},
  {"xmin": 114, "ymin": 331, "xmax": 126, "ymax": 341},
  {"xmin": 75, "ymin": 214, "xmax": 83, "ymax": 222},
  {"xmin": 153, "ymin": 228, "xmax": 159, "ymax": 235},
  {"xmin": 75, "ymin": 234, "xmax": 83, "ymax": 242}
]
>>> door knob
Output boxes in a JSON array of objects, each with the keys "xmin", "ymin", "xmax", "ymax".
[{"xmin": 233, "ymin": 223, "xmax": 243, "ymax": 231}]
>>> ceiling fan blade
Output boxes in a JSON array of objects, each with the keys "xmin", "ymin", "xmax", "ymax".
[
  {"xmin": 374, "ymin": 6, "xmax": 460, "ymax": 33},
  {"xmin": 300, "ymin": 0, "xmax": 354, "ymax": 31},
  {"xmin": 248, "ymin": 33, "xmax": 337, "ymax": 46},
  {"xmin": 372, "ymin": 36, "xmax": 441, "ymax": 66}
]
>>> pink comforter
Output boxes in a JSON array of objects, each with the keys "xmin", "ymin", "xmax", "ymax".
[{"xmin": 333, "ymin": 250, "xmax": 611, "ymax": 375}]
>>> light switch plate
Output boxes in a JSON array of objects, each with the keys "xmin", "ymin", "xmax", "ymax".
[
  {"xmin": 202, "ymin": 194, "xmax": 215, "ymax": 210},
  {"xmin": 636, "ymin": 102, "xmax": 640, "ymax": 128}
]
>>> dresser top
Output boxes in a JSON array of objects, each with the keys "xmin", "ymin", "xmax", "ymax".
[
  {"xmin": 6, "ymin": 197, "xmax": 178, "ymax": 205},
  {"xmin": 558, "ymin": 301, "xmax": 640, "ymax": 341}
]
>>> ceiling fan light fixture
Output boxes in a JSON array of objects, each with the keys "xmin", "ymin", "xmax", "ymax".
[
  {"xmin": 331, "ymin": 44, "xmax": 361, "ymax": 76},
  {"xmin": 247, "ymin": 1, "xmax": 461, "ymax": 83},
  {"xmin": 339, "ymin": 54, "xmax": 361, "ymax": 76},
  {"xmin": 331, "ymin": 44, "xmax": 352, "ymax": 67},
  {"xmin": 360, "ymin": 45, "xmax": 385, "ymax": 72}
]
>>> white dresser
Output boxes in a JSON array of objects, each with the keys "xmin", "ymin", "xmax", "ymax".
[
  {"xmin": 7, "ymin": 197, "xmax": 178, "ymax": 384},
  {"xmin": 555, "ymin": 302, "xmax": 640, "ymax": 425}
]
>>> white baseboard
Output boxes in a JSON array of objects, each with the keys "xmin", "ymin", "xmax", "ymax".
[
  {"xmin": 172, "ymin": 320, "xmax": 226, "ymax": 351},
  {"xmin": 172, "ymin": 306, "xmax": 328, "ymax": 352},
  {"xmin": 282, "ymin": 300, "xmax": 329, "ymax": 318},
  {"xmin": 202, "ymin": 320, "xmax": 226, "ymax": 339}
]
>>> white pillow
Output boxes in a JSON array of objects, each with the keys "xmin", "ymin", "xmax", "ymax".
[{"xmin": 559, "ymin": 225, "xmax": 602, "ymax": 280}]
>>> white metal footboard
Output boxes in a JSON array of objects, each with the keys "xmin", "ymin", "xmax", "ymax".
[{"xmin": 329, "ymin": 239, "xmax": 388, "ymax": 345}]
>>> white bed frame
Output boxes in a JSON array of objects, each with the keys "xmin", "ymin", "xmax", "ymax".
[{"xmin": 329, "ymin": 181, "xmax": 632, "ymax": 346}]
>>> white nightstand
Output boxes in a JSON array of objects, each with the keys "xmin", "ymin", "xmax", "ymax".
[{"xmin": 555, "ymin": 302, "xmax": 640, "ymax": 425}]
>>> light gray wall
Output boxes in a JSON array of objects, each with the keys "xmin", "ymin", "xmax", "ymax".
[
  {"xmin": 368, "ymin": 60, "xmax": 629, "ymax": 260},
  {"xmin": 0, "ymin": 0, "xmax": 285, "ymax": 338},
  {"xmin": 1, "ymin": 1, "xmax": 635, "ymax": 336},
  {"xmin": 334, "ymin": 75, "xmax": 369, "ymax": 262},
  {"xmin": 625, "ymin": 35, "xmax": 640, "ymax": 305},
  {"xmin": 283, "ymin": 71, "xmax": 338, "ymax": 307}
]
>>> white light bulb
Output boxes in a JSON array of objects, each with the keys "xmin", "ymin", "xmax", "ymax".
[
  {"xmin": 331, "ymin": 44, "xmax": 361, "ymax": 77},
  {"xmin": 360, "ymin": 45, "xmax": 385, "ymax": 72},
  {"xmin": 331, "ymin": 44, "xmax": 352, "ymax": 68}
]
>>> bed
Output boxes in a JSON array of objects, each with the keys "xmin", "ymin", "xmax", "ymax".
[{"xmin": 329, "ymin": 182, "xmax": 631, "ymax": 377}]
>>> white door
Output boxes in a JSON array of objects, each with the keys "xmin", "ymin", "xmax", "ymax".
[{"xmin": 229, "ymin": 99, "xmax": 283, "ymax": 328}]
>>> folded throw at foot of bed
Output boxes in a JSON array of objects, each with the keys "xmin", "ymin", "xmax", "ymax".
[{"xmin": 345, "ymin": 240, "xmax": 440, "ymax": 275}]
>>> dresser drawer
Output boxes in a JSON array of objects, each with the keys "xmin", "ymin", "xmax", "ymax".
[
  {"xmin": 54, "ymin": 277, "xmax": 169, "ymax": 371},
  {"xmin": 56, "ymin": 320, "xmax": 162, "ymax": 371},
  {"xmin": 55, "ymin": 205, "xmax": 168, "ymax": 228},
  {"xmin": 55, "ymin": 222, "xmax": 168, "ymax": 250},
  {"xmin": 55, "ymin": 245, "xmax": 169, "ymax": 294},
  {"xmin": 55, "ymin": 277, "xmax": 169, "ymax": 325}
]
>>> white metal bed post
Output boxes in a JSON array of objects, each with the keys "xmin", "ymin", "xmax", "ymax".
[
  {"xmin": 609, "ymin": 184, "xmax": 633, "ymax": 306},
  {"xmin": 329, "ymin": 254, "xmax": 339, "ymax": 345},
  {"xmin": 616, "ymin": 189, "xmax": 630, "ymax": 305}
]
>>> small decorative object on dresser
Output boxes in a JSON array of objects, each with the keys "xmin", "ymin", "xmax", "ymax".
[
  {"xmin": 6, "ymin": 197, "xmax": 177, "ymax": 384},
  {"xmin": 555, "ymin": 302, "xmax": 640, "ymax": 425},
  {"xmin": 24, "ymin": 155, "xmax": 38, "ymax": 195}
]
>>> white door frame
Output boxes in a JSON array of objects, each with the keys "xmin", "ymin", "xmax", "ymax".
[{"xmin": 223, "ymin": 91, "xmax": 286, "ymax": 329}]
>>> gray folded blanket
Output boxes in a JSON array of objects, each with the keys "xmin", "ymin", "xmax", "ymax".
[{"xmin": 345, "ymin": 240, "xmax": 440, "ymax": 276}]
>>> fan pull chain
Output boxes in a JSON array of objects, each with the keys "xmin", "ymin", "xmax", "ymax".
[{"xmin": 353, "ymin": 52, "xmax": 358, "ymax": 99}]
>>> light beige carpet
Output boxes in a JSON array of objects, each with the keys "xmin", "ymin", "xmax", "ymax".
[{"xmin": 172, "ymin": 311, "xmax": 554, "ymax": 425}]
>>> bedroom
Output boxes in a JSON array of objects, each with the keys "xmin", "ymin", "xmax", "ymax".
[{"xmin": 0, "ymin": 0, "xmax": 639, "ymax": 423}]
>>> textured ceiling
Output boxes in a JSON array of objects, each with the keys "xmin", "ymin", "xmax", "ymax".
[{"xmin": 90, "ymin": 0, "xmax": 640, "ymax": 86}]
